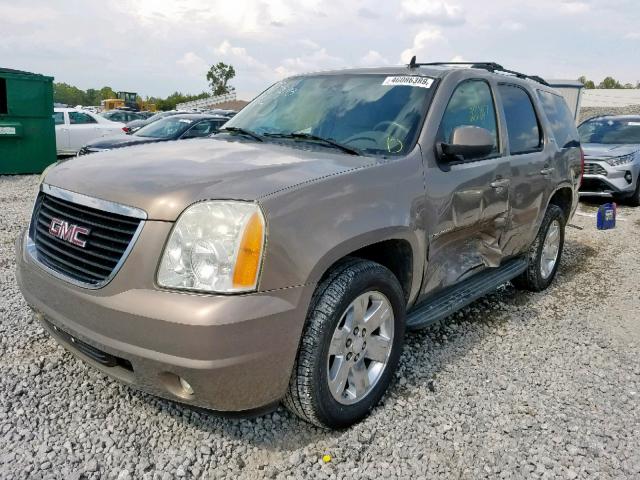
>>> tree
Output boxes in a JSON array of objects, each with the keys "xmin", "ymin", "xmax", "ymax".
[
  {"xmin": 206, "ymin": 62, "xmax": 236, "ymax": 96},
  {"xmin": 99, "ymin": 86, "xmax": 117, "ymax": 100},
  {"xmin": 578, "ymin": 75, "xmax": 595, "ymax": 89},
  {"xmin": 53, "ymin": 83, "xmax": 87, "ymax": 106},
  {"xmin": 598, "ymin": 76, "xmax": 623, "ymax": 89}
]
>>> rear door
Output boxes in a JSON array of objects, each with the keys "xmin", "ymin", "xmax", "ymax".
[
  {"xmin": 422, "ymin": 79, "xmax": 512, "ymax": 294},
  {"xmin": 53, "ymin": 111, "xmax": 69, "ymax": 154},
  {"xmin": 67, "ymin": 111, "xmax": 100, "ymax": 152},
  {"xmin": 496, "ymin": 83, "xmax": 552, "ymax": 255}
]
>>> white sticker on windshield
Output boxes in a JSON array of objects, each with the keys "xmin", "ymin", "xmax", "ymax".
[
  {"xmin": 627, "ymin": 122, "xmax": 640, "ymax": 126},
  {"xmin": 382, "ymin": 76, "xmax": 434, "ymax": 89},
  {"xmin": 178, "ymin": 119, "xmax": 193, "ymax": 123}
]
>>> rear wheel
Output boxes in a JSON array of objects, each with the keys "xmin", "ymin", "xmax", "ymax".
[
  {"xmin": 284, "ymin": 259, "xmax": 405, "ymax": 428},
  {"xmin": 513, "ymin": 204, "xmax": 565, "ymax": 292}
]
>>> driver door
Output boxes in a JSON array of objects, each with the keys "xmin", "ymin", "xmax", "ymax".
[{"xmin": 421, "ymin": 79, "xmax": 511, "ymax": 295}]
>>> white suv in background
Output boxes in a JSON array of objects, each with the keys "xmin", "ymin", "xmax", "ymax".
[{"xmin": 53, "ymin": 108, "xmax": 126, "ymax": 156}]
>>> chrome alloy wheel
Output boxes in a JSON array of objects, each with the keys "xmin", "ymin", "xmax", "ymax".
[
  {"xmin": 327, "ymin": 291, "xmax": 395, "ymax": 405},
  {"xmin": 540, "ymin": 219, "xmax": 561, "ymax": 279}
]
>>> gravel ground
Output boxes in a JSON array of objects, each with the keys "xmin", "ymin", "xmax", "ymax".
[
  {"xmin": 579, "ymin": 105, "xmax": 640, "ymax": 122},
  {"xmin": 1, "ymin": 175, "xmax": 639, "ymax": 480}
]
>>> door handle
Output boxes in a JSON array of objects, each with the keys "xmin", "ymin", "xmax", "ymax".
[
  {"xmin": 490, "ymin": 178, "xmax": 511, "ymax": 189},
  {"xmin": 540, "ymin": 167, "xmax": 555, "ymax": 176}
]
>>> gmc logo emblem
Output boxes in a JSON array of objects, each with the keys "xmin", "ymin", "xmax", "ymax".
[{"xmin": 48, "ymin": 217, "xmax": 91, "ymax": 248}]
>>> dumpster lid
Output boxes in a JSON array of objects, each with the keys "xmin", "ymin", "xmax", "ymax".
[{"xmin": 0, "ymin": 67, "xmax": 52, "ymax": 79}]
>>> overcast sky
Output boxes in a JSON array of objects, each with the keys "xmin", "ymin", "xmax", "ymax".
[{"xmin": 1, "ymin": 0, "xmax": 639, "ymax": 100}]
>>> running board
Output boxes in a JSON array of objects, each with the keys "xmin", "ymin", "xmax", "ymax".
[{"xmin": 406, "ymin": 258, "xmax": 528, "ymax": 331}]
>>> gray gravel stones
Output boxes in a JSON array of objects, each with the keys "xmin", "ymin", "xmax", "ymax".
[
  {"xmin": 579, "ymin": 105, "xmax": 640, "ymax": 122},
  {"xmin": 1, "ymin": 174, "xmax": 639, "ymax": 479}
]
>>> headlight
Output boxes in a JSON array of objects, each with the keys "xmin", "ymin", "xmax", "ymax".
[
  {"xmin": 605, "ymin": 154, "xmax": 634, "ymax": 167},
  {"xmin": 157, "ymin": 201, "xmax": 265, "ymax": 293}
]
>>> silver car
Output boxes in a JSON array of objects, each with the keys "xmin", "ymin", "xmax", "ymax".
[{"xmin": 578, "ymin": 115, "xmax": 640, "ymax": 205}]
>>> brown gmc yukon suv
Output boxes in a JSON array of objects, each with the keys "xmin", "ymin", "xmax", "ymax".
[{"xmin": 17, "ymin": 61, "xmax": 582, "ymax": 428}]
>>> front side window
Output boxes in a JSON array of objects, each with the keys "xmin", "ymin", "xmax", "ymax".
[
  {"xmin": 578, "ymin": 117, "xmax": 640, "ymax": 144},
  {"xmin": 224, "ymin": 74, "xmax": 436, "ymax": 156},
  {"xmin": 438, "ymin": 80, "xmax": 499, "ymax": 156},
  {"xmin": 53, "ymin": 112, "xmax": 65, "ymax": 125},
  {"xmin": 68, "ymin": 111, "xmax": 96, "ymax": 125},
  {"xmin": 537, "ymin": 90, "xmax": 579, "ymax": 148},
  {"xmin": 498, "ymin": 84, "xmax": 542, "ymax": 155}
]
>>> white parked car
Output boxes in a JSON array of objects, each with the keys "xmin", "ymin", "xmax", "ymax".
[{"xmin": 53, "ymin": 108, "xmax": 126, "ymax": 156}]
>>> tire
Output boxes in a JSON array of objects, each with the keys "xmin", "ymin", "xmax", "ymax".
[
  {"xmin": 625, "ymin": 181, "xmax": 640, "ymax": 207},
  {"xmin": 513, "ymin": 204, "xmax": 566, "ymax": 292},
  {"xmin": 283, "ymin": 258, "xmax": 406, "ymax": 429}
]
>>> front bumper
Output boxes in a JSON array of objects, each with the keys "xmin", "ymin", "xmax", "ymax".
[
  {"xmin": 16, "ymin": 231, "xmax": 312, "ymax": 413},
  {"xmin": 579, "ymin": 160, "xmax": 639, "ymax": 197}
]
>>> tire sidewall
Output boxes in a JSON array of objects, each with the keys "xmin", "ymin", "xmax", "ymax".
[
  {"xmin": 312, "ymin": 265, "xmax": 405, "ymax": 428},
  {"xmin": 532, "ymin": 205, "xmax": 566, "ymax": 289}
]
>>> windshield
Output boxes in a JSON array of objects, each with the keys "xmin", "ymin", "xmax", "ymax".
[
  {"xmin": 579, "ymin": 118, "xmax": 640, "ymax": 144},
  {"xmin": 135, "ymin": 117, "xmax": 194, "ymax": 139},
  {"xmin": 224, "ymin": 74, "xmax": 436, "ymax": 156}
]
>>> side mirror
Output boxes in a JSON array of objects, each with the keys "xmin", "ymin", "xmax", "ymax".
[{"xmin": 440, "ymin": 126, "xmax": 494, "ymax": 161}]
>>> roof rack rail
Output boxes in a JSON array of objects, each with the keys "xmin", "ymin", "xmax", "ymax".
[{"xmin": 407, "ymin": 56, "xmax": 550, "ymax": 87}]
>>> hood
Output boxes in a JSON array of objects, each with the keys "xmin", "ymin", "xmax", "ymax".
[
  {"xmin": 582, "ymin": 143, "xmax": 640, "ymax": 159},
  {"xmin": 85, "ymin": 135, "xmax": 165, "ymax": 149},
  {"xmin": 45, "ymin": 138, "xmax": 373, "ymax": 221}
]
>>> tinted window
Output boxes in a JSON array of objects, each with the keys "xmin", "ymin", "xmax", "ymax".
[
  {"xmin": 53, "ymin": 112, "xmax": 65, "ymax": 125},
  {"xmin": 439, "ymin": 80, "xmax": 498, "ymax": 156},
  {"xmin": 183, "ymin": 121, "xmax": 218, "ymax": 138},
  {"xmin": 578, "ymin": 118, "xmax": 640, "ymax": 144},
  {"xmin": 225, "ymin": 74, "xmax": 435, "ymax": 156},
  {"xmin": 135, "ymin": 117, "xmax": 193, "ymax": 139},
  {"xmin": 68, "ymin": 111, "xmax": 96, "ymax": 124},
  {"xmin": 498, "ymin": 85, "xmax": 541, "ymax": 154},
  {"xmin": 537, "ymin": 90, "xmax": 579, "ymax": 148}
]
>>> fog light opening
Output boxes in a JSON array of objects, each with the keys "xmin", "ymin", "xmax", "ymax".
[
  {"xmin": 625, "ymin": 171, "xmax": 633, "ymax": 184},
  {"xmin": 179, "ymin": 377, "xmax": 194, "ymax": 396},
  {"xmin": 160, "ymin": 372, "xmax": 195, "ymax": 399}
]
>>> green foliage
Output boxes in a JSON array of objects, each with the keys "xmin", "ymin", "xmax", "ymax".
[
  {"xmin": 599, "ymin": 76, "xmax": 623, "ymax": 89},
  {"xmin": 578, "ymin": 76, "xmax": 595, "ymax": 89},
  {"xmin": 206, "ymin": 62, "xmax": 236, "ymax": 96},
  {"xmin": 53, "ymin": 83, "xmax": 210, "ymax": 111},
  {"xmin": 53, "ymin": 83, "xmax": 89, "ymax": 106},
  {"xmin": 579, "ymin": 75, "xmax": 639, "ymax": 89},
  {"xmin": 147, "ymin": 91, "xmax": 211, "ymax": 111}
]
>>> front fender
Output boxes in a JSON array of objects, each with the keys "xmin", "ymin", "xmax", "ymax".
[{"xmin": 257, "ymin": 152, "xmax": 427, "ymax": 305}]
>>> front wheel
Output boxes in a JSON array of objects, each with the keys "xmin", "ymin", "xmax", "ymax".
[
  {"xmin": 513, "ymin": 204, "xmax": 566, "ymax": 292},
  {"xmin": 284, "ymin": 259, "xmax": 405, "ymax": 429}
]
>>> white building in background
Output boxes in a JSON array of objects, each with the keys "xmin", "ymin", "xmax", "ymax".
[{"xmin": 581, "ymin": 89, "xmax": 640, "ymax": 107}]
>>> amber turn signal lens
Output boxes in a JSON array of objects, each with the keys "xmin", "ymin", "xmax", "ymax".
[{"xmin": 232, "ymin": 212, "xmax": 265, "ymax": 289}]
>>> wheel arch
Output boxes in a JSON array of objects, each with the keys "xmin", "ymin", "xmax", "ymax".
[
  {"xmin": 546, "ymin": 184, "xmax": 575, "ymax": 222},
  {"xmin": 306, "ymin": 228, "xmax": 423, "ymax": 307}
]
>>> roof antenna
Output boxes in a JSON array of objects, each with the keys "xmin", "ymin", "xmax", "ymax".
[{"xmin": 408, "ymin": 55, "xmax": 417, "ymax": 69}]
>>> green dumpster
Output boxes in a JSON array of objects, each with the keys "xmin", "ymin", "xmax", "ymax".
[{"xmin": 0, "ymin": 68, "xmax": 56, "ymax": 174}]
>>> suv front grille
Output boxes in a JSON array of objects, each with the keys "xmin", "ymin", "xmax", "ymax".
[
  {"xmin": 583, "ymin": 162, "xmax": 607, "ymax": 176},
  {"xmin": 31, "ymin": 192, "xmax": 142, "ymax": 286}
]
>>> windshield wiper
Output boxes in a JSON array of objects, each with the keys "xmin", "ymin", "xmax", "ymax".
[
  {"xmin": 264, "ymin": 132, "xmax": 361, "ymax": 156},
  {"xmin": 219, "ymin": 127, "xmax": 264, "ymax": 142}
]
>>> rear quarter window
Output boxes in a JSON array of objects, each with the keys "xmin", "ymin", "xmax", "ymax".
[{"xmin": 537, "ymin": 90, "xmax": 579, "ymax": 148}]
